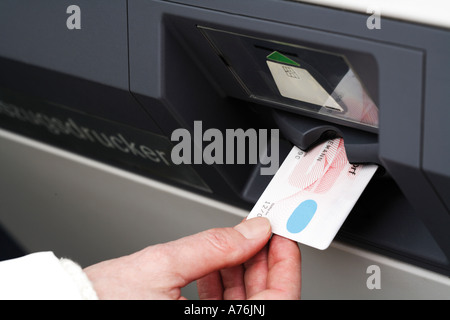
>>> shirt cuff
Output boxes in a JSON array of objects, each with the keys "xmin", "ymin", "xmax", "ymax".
[{"xmin": 0, "ymin": 252, "xmax": 98, "ymax": 300}]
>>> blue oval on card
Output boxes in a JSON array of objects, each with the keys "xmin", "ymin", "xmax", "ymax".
[{"xmin": 286, "ymin": 200, "xmax": 317, "ymax": 233}]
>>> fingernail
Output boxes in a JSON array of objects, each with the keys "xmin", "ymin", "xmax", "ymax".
[{"xmin": 234, "ymin": 217, "xmax": 271, "ymax": 239}]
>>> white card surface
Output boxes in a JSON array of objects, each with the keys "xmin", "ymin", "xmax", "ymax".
[
  {"xmin": 266, "ymin": 60, "xmax": 343, "ymax": 112},
  {"xmin": 247, "ymin": 138, "xmax": 377, "ymax": 250}
]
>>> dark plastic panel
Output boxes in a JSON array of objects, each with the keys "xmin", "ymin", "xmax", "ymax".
[
  {"xmin": 129, "ymin": 0, "xmax": 450, "ymax": 275},
  {"xmin": 0, "ymin": 0, "xmax": 448, "ymax": 276},
  {"xmin": 0, "ymin": 0, "xmax": 162, "ymax": 132}
]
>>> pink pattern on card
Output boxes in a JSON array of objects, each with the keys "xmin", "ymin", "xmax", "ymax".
[{"xmin": 288, "ymin": 138, "xmax": 347, "ymax": 194}]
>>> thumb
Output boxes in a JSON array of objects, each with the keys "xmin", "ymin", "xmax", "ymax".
[{"xmin": 159, "ymin": 217, "xmax": 271, "ymax": 285}]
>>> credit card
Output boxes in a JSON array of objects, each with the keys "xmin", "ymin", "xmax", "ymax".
[{"xmin": 247, "ymin": 138, "xmax": 377, "ymax": 250}]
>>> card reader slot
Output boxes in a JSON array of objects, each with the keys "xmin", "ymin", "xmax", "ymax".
[{"xmin": 272, "ymin": 109, "xmax": 380, "ymax": 166}]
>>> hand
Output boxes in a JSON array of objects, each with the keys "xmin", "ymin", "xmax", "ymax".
[{"xmin": 84, "ymin": 217, "xmax": 301, "ymax": 300}]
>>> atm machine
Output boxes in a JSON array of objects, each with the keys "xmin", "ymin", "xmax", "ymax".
[{"xmin": 0, "ymin": 0, "xmax": 449, "ymax": 299}]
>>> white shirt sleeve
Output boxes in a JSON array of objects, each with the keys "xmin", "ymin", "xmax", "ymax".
[{"xmin": 0, "ymin": 251, "xmax": 98, "ymax": 300}]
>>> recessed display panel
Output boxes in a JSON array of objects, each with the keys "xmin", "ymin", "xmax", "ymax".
[{"xmin": 199, "ymin": 26, "xmax": 379, "ymax": 132}]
